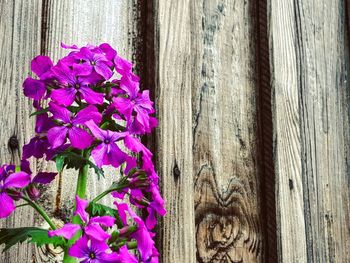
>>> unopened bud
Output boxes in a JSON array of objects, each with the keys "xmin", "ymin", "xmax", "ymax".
[{"xmin": 27, "ymin": 184, "xmax": 40, "ymax": 200}]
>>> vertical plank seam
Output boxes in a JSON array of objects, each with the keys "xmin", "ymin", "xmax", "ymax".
[{"xmin": 256, "ymin": 0, "xmax": 277, "ymax": 261}]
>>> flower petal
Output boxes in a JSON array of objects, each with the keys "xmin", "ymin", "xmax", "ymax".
[
  {"xmin": 107, "ymin": 143, "xmax": 127, "ymax": 168},
  {"xmin": 91, "ymin": 143, "xmax": 108, "ymax": 168},
  {"xmin": 74, "ymin": 195, "xmax": 89, "ymax": 223},
  {"xmin": 22, "ymin": 137, "xmax": 49, "ymax": 159},
  {"xmin": 49, "ymin": 102, "xmax": 71, "ymax": 123},
  {"xmin": 95, "ymin": 62, "xmax": 113, "ymax": 80},
  {"xmin": 32, "ymin": 172, "xmax": 58, "ymax": 184},
  {"xmin": 0, "ymin": 192, "xmax": 15, "ymax": 218},
  {"xmin": 85, "ymin": 120, "xmax": 107, "ymax": 140},
  {"xmin": 85, "ymin": 223, "xmax": 111, "ymax": 241},
  {"xmin": 23, "ymin": 77, "xmax": 46, "ymax": 100},
  {"xmin": 114, "ymin": 55, "xmax": 132, "ymax": 75},
  {"xmin": 68, "ymin": 235, "xmax": 89, "ymax": 259},
  {"xmin": 47, "ymin": 126, "xmax": 68, "ymax": 148},
  {"xmin": 113, "ymin": 97, "xmax": 133, "ymax": 119},
  {"xmin": 120, "ymin": 75, "xmax": 139, "ymax": 98},
  {"xmin": 79, "ymin": 86, "xmax": 104, "ymax": 105},
  {"xmin": 51, "ymin": 87, "xmax": 76, "ymax": 106},
  {"xmin": 72, "ymin": 105, "xmax": 102, "ymax": 125},
  {"xmin": 3, "ymin": 172, "xmax": 31, "ymax": 189},
  {"xmin": 31, "ymin": 55, "xmax": 53, "ymax": 77},
  {"xmin": 114, "ymin": 202, "xmax": 128, "ymax": 225},
  {"xmin": 116, "ymin": 245, "xmax": 138, "ymax": 263},
  {"xmin": 89, "ymin": 216, "xmax": 115, "ymax": 227},
  {"xmin": 68, "ymin": 127, "xmax": 93, "ymax": 150},
  {"xmin": 48, "ymin": 223, "xmax": 81, "ymax": 240}
]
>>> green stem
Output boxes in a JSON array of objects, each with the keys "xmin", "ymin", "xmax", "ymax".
[
  {"xmin": 21, "ymin": 196, "xmax": 56, "ymax": 230},
  {"xmin": 91, "ymin": 180, "xmax": 129, "ymax": 203},
  {"xmin": 63, "ymin": 151, "xmax": 90, "ymax": 263}
]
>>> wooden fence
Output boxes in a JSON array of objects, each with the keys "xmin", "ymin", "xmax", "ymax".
[{"xmin": 0, "ymin": 0, "xmax": 349, "ymax": 262}]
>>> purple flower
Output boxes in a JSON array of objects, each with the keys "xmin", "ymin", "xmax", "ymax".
[
  {"xmin": 116, "ymin": 245, "xmax": 138, "ymax": 263},
  {"xmin": 22, "ymin": 55, "xmax": 54, "ymax": 100},
  {"xmin": 85, "ymin": 120, "xmax": 127, "ymax": 168},
  {"xmin": 47, "ymin": 103, "xmax": 101, "ymax": 149},
  {"xmin": 115, "ymin": 202, "xmax": 158, "ymax": 262},
  {"xmin": 50, "ymin": 63, "xmax": 104, "ymax": 106},
  {"xmin": 0, "ymin": 165, "xmax": 31, "ymax": 218},
  {"xmin": 69, "ymin": 235, "xmax": 120, "ymax": 263},
  {"xmin": 73, "ymin": 47, "xmax": 113, "ymax": 80},
  {"xmin": 23, "ymin": 78, "xmax": 46, "ymax": 100},
  {"xmin": 31, "ymin": 55, "xmax": 53, "ymax": 79},
  {"xmin": 49, "ymin": 196, "xmax": 115, "ymax": 242},
  {"xmin": 113, "ymin": 75, "xmax": 155, "ymax": 133},
  {"xmin": 23, "ymin": 113, "xmax": 54, "ymax": 160},
  {"xmin": 146, "ymin": 184, "xmax": 166, "ymax": 230}
]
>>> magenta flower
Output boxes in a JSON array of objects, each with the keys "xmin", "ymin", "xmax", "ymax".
[
  {"xmin": 22, "ymin": 55, "xmax": 53, "ymax": 100},
  {"xmin": 31, "ymin": 55, "xmax": 53, "ymax": 79},
  {"xmin": 69, "ymin": 235, "xmax": 119, "ymax": 263},
  {"xmin": 47, "ymin": 103, "xmax": 101, "ymax": 150},
  {"xmin": 115, "ymin": 202, "xmax": 158, "ymax": 262},
  {"xmin": 23, "ymin": 113, "xmax": 54, "ymax": 160},
  {"xmin": 85, "ymin": 120, "xmax": 127, "ymax": 168},
  {"xmin": 113, "ymin": 75, "xmax": 155, "ymax": 133},
  {"xmin": 49, "ymin": 196, "xmax": 115, "ymax": 241},
  {"xmin": 22, "ymin": 78, "xmax": 46, "ymax": 100},
  {"xmin": 73, "ymin": 47, "xmax": 113, "ymax": 80},
  {"xmin": 0, "ymin": 165, "xmax": 31, "ymax": 218},
  {"xmin": 50, "ymin": 63, "xmax": 104, "ymax": 106},
  {"xmin": 116, "ymin": 245, "xmax": 138, "ymax": 263}
]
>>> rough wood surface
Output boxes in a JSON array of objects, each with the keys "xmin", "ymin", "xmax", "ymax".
[
  {"xmin": 0, "ymin": 1, "xmax": 43, "ymax": 262},
  {"xmin": 0, "ymin": 1, "xmax": 141, "ymax": 262},
  {"xmin": 270, "ymin": 0, "xmax": 350, "ymax": 262},
  {"xmin": 152, "ymin": 1, "xmax": 196, "ymax": 262},
  {"xmin": 191, "ymin": 1, "xmax": 263, "ymax": 262},
  {"xmin": 41, "ymin": 0, "xmax": 140, "ymax": 218}
]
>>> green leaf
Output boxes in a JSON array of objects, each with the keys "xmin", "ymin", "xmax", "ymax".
[
  {"xmin": 55, "ymin": 155, "xmax": 65, "ymax": 173},
  {"xmin": 87, "ymin": 203, "xmax": 123, "ymax": 227},
  {"xmin": 0, "ymin": 227, "xmax": 65, "ymax": 252},
  {"xmin": 54, "ymin": 151, "xmax": 104, "ymax": 179},
  {"xmin": 29, "ymin": 108, "xmax": 49, "ymax": 117}
]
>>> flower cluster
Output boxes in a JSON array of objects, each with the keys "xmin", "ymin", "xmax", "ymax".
[{"xmin": 0, "ymin": 43, "xmax": 165, "ymax": 262}]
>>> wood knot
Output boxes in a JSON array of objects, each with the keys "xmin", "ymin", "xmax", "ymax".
[
  {"xmin": 288, "ymin": 179, "xmax": 294, "ymax": 190},
  {"xmin": 173, "ymin": 160, "xmax": 181, "ymax": 181},
  {"xmin": 8, "ymin": 135, "xmax": 19, "ymax": 150}
]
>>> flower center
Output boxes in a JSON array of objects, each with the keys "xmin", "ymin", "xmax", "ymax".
[
  {"xmin": 90, "ymin": 61, "xmax": 96, "ymax": 66},
  {"xmin": 104, "ymin": 139, "xmax": 110, "ymax": 144},
  {"xmin": 89, "ymin": 252, "xmax": 96, "ymax": 259},
  {"xmin": 75, "ymin": 83, "xmax": 80, "ymax": 89}
]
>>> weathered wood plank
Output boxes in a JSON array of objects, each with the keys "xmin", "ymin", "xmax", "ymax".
[
  {"xmin": 191, "ymin": 1, "xmax": 263, "ymax": 262},
  {"xmin": 0, "ymin": 1, "xmax": 141, "ymax": 262},
  {"xmin": 0, "ymin": 1, "xmax": 43, "ymax": 262},
  {"xmin": 152, "ymin": 0, "xmax": 196, "ymax": 262},
  {"xmin": 42, "ymin": 0, "xmax": 140, "ymax": 211},
  {"xmin": 270, "ymin": 0, "xmax": 350, "ymax": 262}
]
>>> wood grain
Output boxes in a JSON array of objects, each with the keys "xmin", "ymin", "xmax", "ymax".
[
  {"xmin": 0, "ymin": 0, "xmax": 141, "ymax": 262},
  {"xmin": 0, "ymin": 1, "xmax": 43, "ymax": 262},
  {"xmin": 152, "ymin": 0, "xmax": 196, "ymax": 262},
  {"xmin": 191, "ymin": 1, "xmax": 263, "ymax": 262},
  {"xmin": 270, "ymin": 0, "xmax": 350, "ymax": 262}
]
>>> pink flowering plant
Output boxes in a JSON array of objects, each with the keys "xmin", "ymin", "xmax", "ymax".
[{"xmin": 0, "ymin": 43, "xmax": 165, "ymax": 263}]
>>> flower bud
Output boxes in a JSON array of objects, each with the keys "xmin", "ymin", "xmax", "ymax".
[
  {"xmin": 6, "ymin": 189, "xmax": 22, "ymax": 201},
  {"xmin": 27, "ymin": 184, "xmax": 40, "ymax": 200}
]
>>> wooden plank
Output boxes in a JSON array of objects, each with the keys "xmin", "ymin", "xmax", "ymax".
[
  {"xmin": 270, "ymin": 0, "xmax": 350, "ymax": 261},
  {"xmin": 191, "ymin": 1, "xmax": 263, "ymax": 262},
  {"xmin": 0, "ymin": 1, "xmax": 141, "ymax": 262},
  {"xmin": 42, "ymin": 0, "xmax": 140, "ymax": 209},
  {"xmin": 152, "ymin": 0, "xmax": 196, "ymax": 262},
  {"xmin": 0, "ymin": 1, "xmax": 43, "ymax": 262}
]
